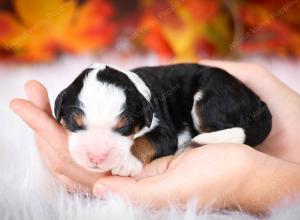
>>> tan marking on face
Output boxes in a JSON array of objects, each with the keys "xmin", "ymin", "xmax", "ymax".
[
  {"xmin": 73, "ymin": 113, "xmax": 84, "ymax": 127},
  {"xmin": 116, "ymin": 117, "xmax": 128, "ymax": 129},
  {"xmin": 133, "ymin": 125, "xmax": 140, "ymax": 133},
  {"xmin": 131, "ymin": 136, "xmax": 155, "ymax": 164}
]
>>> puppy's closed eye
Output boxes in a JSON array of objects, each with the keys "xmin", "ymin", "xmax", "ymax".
[
  {"xmin": 114, "ymin": 117, "xmax": 137, "ymax": 136},
  {"xmin": 115, "ymin": 117, "xmax": 128, "ymax": 129},
  {"xmin": 63, "ymin": 110, "xmax": 85, "ymax": 132}
]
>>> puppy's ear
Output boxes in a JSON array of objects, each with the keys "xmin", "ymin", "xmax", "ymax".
[
  {"xmin": 54, "ymin": 91, "xmax": 65, "ymax": 123},
  {"xmin": 140, "ymin": 95, "xmax": 153, "ymax": 128}
]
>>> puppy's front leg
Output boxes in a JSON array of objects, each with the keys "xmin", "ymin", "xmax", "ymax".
[
  {"xmin": 111, "ymin": 128, "xmax": 177, "ymax": 177},
  {"xmin": 131, "ymin": 136, "xmax": 156, "ymax": 164},
  {"xmin": 111, "ymin": 136, "xmax": 154, "ymax": 177},
  {"xmin": 111, "ymin": 151, "xmax": 143, "ymax": 177},
  {"xmin": 131, "ymin": 125, "xmax": 179, "ymax": 163}
]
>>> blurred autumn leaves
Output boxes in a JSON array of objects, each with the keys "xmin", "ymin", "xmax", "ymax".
[
  {"xmin": 0, "ymin": 0, "xmax": 117, "ymax": 61},
  {"xmin": 0, "ymin": 0, "xmax": 299, "ymax": 62}
]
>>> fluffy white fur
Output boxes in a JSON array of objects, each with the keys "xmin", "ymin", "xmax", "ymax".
[
  {"xmin": 193, "ymin": 127, "xmax": 246, "ymax": 145},
  {"xmin": 89, "ymin": 62, "xmax": 107, "ymax": 70},
  {"xmin": 1, "ymin": 54, "xmax": 300, "ymax": 219},
  {"xmin": 133, "ymin": 114, "xmax": 159, "ymax": 139},
  {"xmin": 111, "ymin": 152, "xmax": 143, "ymax": 176},
  {"xmin": 191, "ymin": 90, "xmax": 203, "ymax": 131},
  {"xmin": 177, "ymin": 126, "xmax": 192, "ymax": 147},
  {"xmin": 175, "ymin": 126, "xmax": 192, "ymax": 155}
]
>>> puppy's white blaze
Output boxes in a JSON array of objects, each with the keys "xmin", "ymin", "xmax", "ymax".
[
  {"xmin": 177, "ymin": 127, "xmax": 191, "ymax": 148},
  {"xmin": 191, "ymin": 90, "xmax": 203, "ymax": 131},
  {"xmin": 192, "ymin": 127, "xmax": 246, "ymax": 145},
  {"xmin": 79, "ymin": 68, "xmax": 126, "ymax": 127},
  {"xmin": 133, "ymin": 114, "xmax": 159, "ymax": 139},
  {"xmin": 90, "ymin": 62, "xmax": 151, "ymax": 102},
  {"xmin": 89, "ymin": 63, "xmax": 106, "ymax": 70}
]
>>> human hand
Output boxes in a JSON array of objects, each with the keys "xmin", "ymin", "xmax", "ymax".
[
  {"xmin": 10, "ymin": 81, "xmax": 108, "ymax": 192},
  {"xmin": 93, "ymin": 143, "xmax": 300, "ymax": 214},
  {"xmin": 92, "ymin": 144, "xmax": 253, "ymax": 208}
]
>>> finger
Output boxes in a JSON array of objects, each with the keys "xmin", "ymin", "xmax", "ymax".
[
  {"xmin": 23, "ymin": 81, "xmax": 85, "ymax": 186},
  {"xmin": 10, "ymin": 99, "xmax": 67, "ymax": 149},
  {"xmin": 57, "ymin": 174, "xmax": 92, "ymax": 194},
  {"xmin": 56, "ymin": 157, "xmax": 107, "ymax": 187},
  {"xmin": 35, "ymin": 134, "xmax": 66, "ymax": 168},
  {"xmin": 93, "ymin": 175, "xmax": 174, "ymax": 206},
  {"xmin": 199, "ymin": 60, "xmax": 269, "ymax": 78},
  {"xmin": 199, "ymin": 60, "xmax": 277, "ymax": 95},
  {"xmin": 24, "ymin": 80, "xmax": 52, "ymax": 115},
  {"xmin": 136, "ymin": 155, "xmax": 174, "ymax": 180}
]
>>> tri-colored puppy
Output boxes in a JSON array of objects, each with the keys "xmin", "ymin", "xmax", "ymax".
[{"xmin": 54, "ymin": 63, "xmax": 272, "ymax": 176}]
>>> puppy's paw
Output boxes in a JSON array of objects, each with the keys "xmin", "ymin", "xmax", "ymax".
[{"xmin": 111, "ymin": 153, "xmax": 143, "ymax": 177}]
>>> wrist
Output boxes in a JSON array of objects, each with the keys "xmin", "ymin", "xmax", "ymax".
[{"xmin": 235, "ymin": 151, "xmax": 300, "ymax": 214}]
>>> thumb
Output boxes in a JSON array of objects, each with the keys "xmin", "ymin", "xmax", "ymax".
[
  {"xmin": 93, "ymin": 176, "xmax": 153, "ymax": 202},
  {"xmin": 93, "ymin": 174, "xmax": 173, "ymax": 206},
  {"xmin": 93, "ymin": 156, "xmax": 175, "ymax": 198},
  {"xmin": 93, "ymin": 176, "xmax": 137, "ymax": 198}
]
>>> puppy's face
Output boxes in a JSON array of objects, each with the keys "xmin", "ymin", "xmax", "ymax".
[{"xmin": 54, "ymin": 63, "xmax": 153, "ymax": 172}]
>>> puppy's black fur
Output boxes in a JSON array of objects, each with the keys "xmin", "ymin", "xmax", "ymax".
[
  {"xmin": 55, "ymin": 63, "xmax": 272, "ymax": 162},
  {"xmin": 131, "ymin": 64, "xmax": 271, "ymax": 159}
]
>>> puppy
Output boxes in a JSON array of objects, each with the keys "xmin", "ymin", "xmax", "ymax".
[{"xmin": 54, "ymin": 63, "xmax": 272, "ymax": 176}]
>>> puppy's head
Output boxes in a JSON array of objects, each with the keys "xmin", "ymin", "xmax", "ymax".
[{"xmin": 54, "ymin": 63, "xmax": 153, "ymax": 172}]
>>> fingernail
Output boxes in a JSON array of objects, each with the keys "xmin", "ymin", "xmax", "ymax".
[{"xmin": 94, "ymin": 184, "xmax": 110, "ymax": 197}]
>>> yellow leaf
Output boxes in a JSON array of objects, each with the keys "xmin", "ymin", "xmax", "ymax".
[
  {"xmin": 160, "ymin": 4, "xmax": 199, "ymax": 61},
  {"xmin": 14, "ymin": 0, "xmax": 75, "ymax": 36}
]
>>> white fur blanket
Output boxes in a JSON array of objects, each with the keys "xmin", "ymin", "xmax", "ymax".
[{"xmin": 0, "ymin": 55, "xmax": 300, "ymax": 220}]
